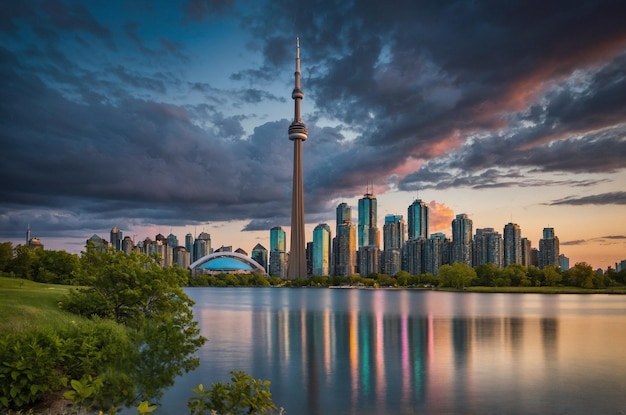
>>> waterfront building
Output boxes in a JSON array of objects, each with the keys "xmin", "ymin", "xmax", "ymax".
[
  {"xmin": 358, "ymin": 191, "xmax": 378, "ymax": 248},
  {"xmin": 336, "ymin": 202, "xmax": 351, "ymax": 226},
  {"xmin": 174, "ymin": 247, "xmax": 190, "ymax": 269},
  {"xmin": 121, "ymin": 236, "xmax": 134, "ymax": 254},
  {"xmin": 404, "ymin": 237, "xmax": 425, "ymax": 275},
  {"xmin": 452, "ymin": 214, "xmax": 473, "ymax": 266},
  {"xmin": 335, "ymin": 221, "xmax": 356, "ymax": 277},
  {"xmin": 474, "ymin": 228, "xmax": 503, "ymax": 268},
  {"xmin": 185, "ymin": 233, "xmax": 194, "ymax": 255},
  {"xmin": 503, "ymin": 222, "xmax": 522, "ymax": 266},
  {"xmin": 287, "ymin": 38, "xmax": 308, "ymax": 279},
  {"xmin": 559, "ymin": 254, "xmax": 570, "ymax": 271},
  {"xmin": 270, "ymin": 226, "xmax": 286, "ymax": 252},
  {"xmin": 193, "ymin": 232, "xmax": 211, "ymax": 262},
  {"xmin": 383, "ymin": 214, "xmax": 405, "ymax": 275},
  {"xmin": 359, "ymin": 245, "xmax": 380, "ymax": 277},
  {"xmin": 110, "ymin": 227, "xmax": 122, "ymax": 251},
  {"xmin": 424, "ymin": 233, "xmax": 449, "ymax": 275},
  {"xmin": 313, "ymin": 224, "xmax": 332, "ymax": 276},
  {"xmin": 408, "ymin": 199, "xmax": 429, "ymax": 240},
  {"xmin": 167, "ymin": 233, "xmax": 178, "ymax": 249},
  {"xmin": 539, "ymin": 227, "xmax": 560, "ymax": 269},
  {"xmin": 521, "ymin": 237, "xmax": 532, "ymax": 267},
  {"xmin": 251, "ymin": 244, "xmax": 268, "ymax": 272}
]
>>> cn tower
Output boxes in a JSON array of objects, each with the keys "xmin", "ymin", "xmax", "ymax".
[{"xmin": 287, "ymin": 38, "xmax": 308, "ymax": 279}]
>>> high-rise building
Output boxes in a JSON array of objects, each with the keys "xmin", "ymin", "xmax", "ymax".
[
  {"xmin": 474, "ymin": 228, "xmax": 503, "ymax": 268},
  {"xmin": 270, "ymin": 226, "xmax": 286, "ymax": 252},
  {"xmin": 559, "ymin": 254, "xmax": 570, "ymax": 271},
  {"xmin": 121, "ymin": 236, "xmax": 134, "ymax": 254},
  {"xmin": 504, "ymin": 223, "xmax": 522, "ymax": 266},
  {"xmin": 174, "ymin": 247, "xmax": 190, "ymax": 269},
  {"xmin": 185, "ymin": 233, "xmax": 194, "ymax": 255},
  {"xmin": 335, "ymin": 221, "xmax": 356, "ymax": 277},
  {"xmin": 358, "ymin": 191, "xmax": 378, "ymax": 249},
  {"xmin": 336, "ymin": 202, "xmax": 351, "ymax": 226},
  {"xmin": 539, "ymin": 227, "xmax": 559, "ymax": 269},
  {"xmin": 424, "ymin": 233, "xmax": 449, "ymax": 276},
  {"xmin": 408, "ymin": 199, "xmax": 429, "ymax": 240},
  {"xmin": 167, "ymin": 233, "xmax": 178, "ymax": 249},
  {"xmin": 452, "ymin": 214, "xmax": 473, "ymax": 266},
  {"xmin": 359, "ymin": 245, "xmax": 380, "ymax": 277},
  {"xmin": 270, "ymin": 227, "xmax": 287, "ymax": 278},
  {"xmin": 287, "ymin": 38, "xmax": 308, "ymax": 280},
  {"xmin": 193, "ymin": 232, "xmax": 211, "ymax": 262},
  {"xmin": 110, "ymin": 227, "xmax": 122, "ymax": 251},
  {"xmin": 313, "ymin": 224, "xmax": 331, "ymax": 276},
  {"xmin": 404, "ymin": 238, "xmax": 425, "ymax": 275},
  {"xmin": 251, "ymin": 244, "xmax": 268, "ymax": 272},
  {"xmin": 521, "ymin": 237, "xmax": 532, "ymax": 267},
  {"xmin": 383, "ymin": 214, "xmax": 405, "ymax": 276}
]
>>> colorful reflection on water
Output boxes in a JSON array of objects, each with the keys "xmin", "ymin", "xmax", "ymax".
[{"xmin": 157, "ymin": 288, "xmax": 626, "ymax": 415}]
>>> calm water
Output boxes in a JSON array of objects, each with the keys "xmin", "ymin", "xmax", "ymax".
[{"xmin": 156, "ymin": 288, "xmax": 626, "ymax": 414}]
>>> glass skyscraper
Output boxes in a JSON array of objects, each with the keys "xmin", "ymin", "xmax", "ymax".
[
  {"xmin": 312, "ymin": 224, "xmax": 331, "ymax": 276},
  {"xmin": 270, "ymin": 226, "xmax": 286, "ymax": 252},
  {"xmin": 358, "ymin": 192, "xmax": 378, "ymax": 248},
  {"xmin": 408, "ymin": 199, "xmax": 429, "ymax": 240}
]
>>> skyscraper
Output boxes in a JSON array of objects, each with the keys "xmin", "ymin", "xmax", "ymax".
[
  {"xmin": 193, "ymin": 232, "xmax": 211, "ymax": 262},
  {"xmin": 539, "ymin": 227, "xmax": 560, "ymax": 269},
  {"xmin": 336, "ymin": 221, "xmax": 356, "ymax": 277},
  {"xmin": 383, "ymin": 214, "xmax": 405, "ymax": 275},
  {"xmin": 110, "ymin": 227, "xmax": 122, "ymax": 251},
  {"xmin": 251, "ymin": 243, "xmax": 268, "ymax": 272},
  {"xmin": 287, "ymin": 38, "xmax": 308, "ymax": 280},
  {"xmin": 313, "ymin": 224, "xmax": 331, "ymax": 276},
  {"xmin": 503, "ymin": 223, "xmax": 522, "ymax": 266},
  {"xmin": 358, "ymin": 191, "xmax": 378, "ymax": 248},
  {"xmin": 185, "ymin": 233, "xmax": 194, "ymax": 255},
  {"xmin": 336, "ymin": 202, "xmax": 351, "ymax": 226},
  {"xmin": 408, "ymin": 199, "xmax": 429, "ymax": 240},
  {"xmin": 270, "ymin": 226, "xmax": 287, "ymax": 278},
  {"xmin": 474, "ymin": 228, "xmax": 503, "ymax": 268},
  {"xmin": 452, "ymin": 213, "xmax": 473, "ymax": 266},
  {"xmin": 270, "ymin": 226, "xmax": 286, "ymax": 252}
]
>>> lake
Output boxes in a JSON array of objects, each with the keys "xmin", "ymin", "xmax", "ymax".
[{"xmin": 155, "ymin": 288, "xmax": 626, "ymax": 414}]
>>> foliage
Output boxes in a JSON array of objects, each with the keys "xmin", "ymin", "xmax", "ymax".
[
  {"xmin": 438, "ymin": 262, "xmax": 476, "ymax": 289},
  {"xmin": 2, "ymin": 244, "xmax": 80, "ymax": 284},
  {"xmin": 187, "ymin": 371, "xmax": 277, "ymax": 415}
]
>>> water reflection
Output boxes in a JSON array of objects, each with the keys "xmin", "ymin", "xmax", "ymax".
[{"xmin": 161, "ymin": 289, "xmax": 626, "ymax": 415}]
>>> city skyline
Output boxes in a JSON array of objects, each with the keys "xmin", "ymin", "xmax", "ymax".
[{"xmin": 1, "ymin": 1, "xmax": 625, "ymax": 270}]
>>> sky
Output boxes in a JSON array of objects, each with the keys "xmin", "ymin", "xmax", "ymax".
[{"xmin": 1, "ymin": 0, "xmax": 625, "ymax": 270}]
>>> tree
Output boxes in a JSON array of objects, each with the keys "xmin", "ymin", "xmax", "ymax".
[
  {"xmin": 567, "ymin": 262, "xmax": 598, "ymax": 288},
  {"xmin": 0, "ymin": 242, "xmax": 13, "ymax": 272},
  {"xmin": 542, "ymin": 266, "xmax": 562, "ymax": 286},
  {"xmin": 438, "ymin": 262, "xmax": 476, "ymax": 289}
]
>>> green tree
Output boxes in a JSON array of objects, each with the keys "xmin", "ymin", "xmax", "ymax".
[
  {"xmin": 0, "ymin": 241, "xmax": 13, "ymax": 272},
  {"xmin": 567, "ymin": 262, "xmax": 597, "ymax": 288},
  {"xmin": 6, "ymin": 244, "xmax": 37, "ymax": 279},
  {"xmin": 438, "ymin": 262, "xmax": 476, "ymax": 289},
  {"xmin": 542, "ymin": 265, "xmax": 562, "ymax": 286},
  {"xmin": 475, "ymin": 263, "xmax": 499, "ymax": 286}
]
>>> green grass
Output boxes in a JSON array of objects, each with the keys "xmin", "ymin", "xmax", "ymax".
[
  {"xmin": 461, "ymin": 285, "xmax": 626, "ymax": 294},
  {"xmin": 0, "ymin": 276, "xmax": 86, "ymax": 333}
]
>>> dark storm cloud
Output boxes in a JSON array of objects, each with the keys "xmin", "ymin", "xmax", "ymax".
[
  {"xmin": 244, "ymin": 0, "xmax": 626, "ymax": 196},
  {"xmin": 548, "ymin": 192, "xmax": 626, "ymax": 206}
]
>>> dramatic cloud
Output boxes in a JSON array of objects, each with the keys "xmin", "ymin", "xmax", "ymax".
[
  {"xmin": 1, "ymin": 0, "xmax": 625, "ymax": 255},
  {"xmin": 428, "ymin": 201, "xmax": 455, "ymax": 233}
]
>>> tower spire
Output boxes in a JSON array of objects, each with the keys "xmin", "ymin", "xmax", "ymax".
[{"xmin": 287, "ymin": 38, "xmax": 308, "ymax": 279}]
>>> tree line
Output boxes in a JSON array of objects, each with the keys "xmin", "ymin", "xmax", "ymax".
[{"xmin": 2, "ymin": 242, "xmax": 625, "ymax": 290}]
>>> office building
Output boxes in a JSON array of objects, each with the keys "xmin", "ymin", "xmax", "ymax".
[
  {"xmin": 251, "ymin": 244, "xmax": 268, "ymax": 272},
  {"xmin": 474, "ymin": 228, "xmax": 503, "ymax": 268},
  {"xmin": 270, "ymin": 226, "xmax": 287, "ymax": 278},
  {"xmin": 358, "ymin": 191, "xmax": 378, "ymax": 249},
  {"xmin": 193, "ymin": 232, "xmax": 211, "ymax": 262},
  {"xmin": 335, "ymin": 221, "xmax": 356, "ymax": 277},
  {"xmin": 313, "ymin": 224, "xmax": 331, "ymax": 276},
  {"xmin": 383, "ymin": 214, "xmax": 405, "ymax": 276},
  {"xmin": 408, "ymin": 199, "xmax": 429, "ymax": 240},
  {"xmin": 503, "ymin": 223, "xmax": 522, "ymax": 266},
  {"xmin": 521, "ymin": 237, "xmax": 532, "ymax": 267},
  {"xmin": 452, "ymin": 214, "xmax": 473, "ymax": 266},
  {"xmin": 185, "ymin": 233, "xmax": 194, "ymax": 255},
  {"xmin": 110, "ymin": 227, "xmax": 122, "ymax": 251},
  {"xmin": 539, "ymin": 227, "xmax": 560, "ymax": 269}
]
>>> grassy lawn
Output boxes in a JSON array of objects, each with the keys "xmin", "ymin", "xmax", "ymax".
[
  {"xmin": 461, "ymin": 285, "xmax": 626, "ymax": 294},
  {"xmin": 0, "ymin": 276, "xmax": 85, "ymax": 333}
]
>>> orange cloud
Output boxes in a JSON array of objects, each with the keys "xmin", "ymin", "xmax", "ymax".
[{"xmin": 428, "ymin": 200, "xmax": 454, "ymax": 233}]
